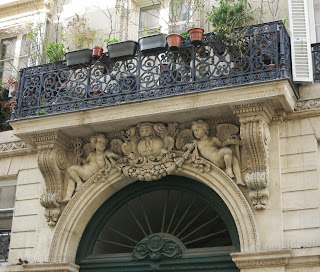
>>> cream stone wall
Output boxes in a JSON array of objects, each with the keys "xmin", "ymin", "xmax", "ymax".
[{"xmin": 280, "ymin": 117, "xmax": 320, "ymax": 248}]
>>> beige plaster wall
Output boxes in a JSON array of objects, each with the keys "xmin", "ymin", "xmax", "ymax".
[{"xmin": 280, "ymin": 117, "xmax": 320, "ymax": 248}]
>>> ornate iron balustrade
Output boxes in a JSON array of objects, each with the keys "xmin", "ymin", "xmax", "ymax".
[
  {"xmin": 13, "ymin": 21, "xmax": 293, "ymax": 120},
  {"xmin": 0, "ymin": 229, "xmax": 10, "ymax": 262},
  {"xmin": 312, "ymin": 43, "xmax": 320, "ymax": 82}
]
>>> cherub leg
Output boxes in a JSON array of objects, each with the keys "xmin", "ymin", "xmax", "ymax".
[
  {"xmin": 232, "ymin": 155, "xmax": 245, "ymax": 186},
  {"xmin": 68, "ymin": 167, "xmax": 84, "ymax": 191},
  {"xmin": 62, "ymin": 178, "xmax": 76, "ymax": 203},
  {"xmin": 223, "ymin": 152, "xmax": 234, "ymax": 178}
]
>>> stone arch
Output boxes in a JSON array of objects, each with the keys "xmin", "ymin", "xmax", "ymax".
[{"xmin": 49, "ymin": 165, "xmax": 260, "ymax": 263}]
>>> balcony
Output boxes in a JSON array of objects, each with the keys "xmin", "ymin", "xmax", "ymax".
[
  {"xmin": 12, "ymin": 21, "xmax": 294, "ymax": 120},
  {"xmin": 312, "ymin": 43, "xmax": 320, "ymax": 82},
  {"xmin": 0, "ymin": 229, "xmax": 10, "ymax": 262}
]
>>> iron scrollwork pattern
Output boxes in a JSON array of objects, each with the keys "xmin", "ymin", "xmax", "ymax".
[
  {"xmin": 312, "ymin": 43, "xmax": 320, "ymax": 82},
  {"xmin": 13, "ymin": 21, "xmax": 294, "ymax": 120}
]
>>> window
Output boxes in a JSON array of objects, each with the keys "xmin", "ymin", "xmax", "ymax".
[
  {"xmin": 315, "ymin": 0, "xmax": 320, "ymax": 42},
  {"xmin": 169, "ymin": 0, "xmax": 192, "ymax": 33},
  {"xmin": 0, "ymin": 179, "xmax": 16, "ymax": 263},
  {"xmin": 0, "ymin": 179, "xmax": 16, "ymax": 229},
  {"xmin": 0, "ymin": 35, "xmax": 28, "ymax": 89},
  {"xmin": 139, "ymin": 4, "xmax": 161, "ymax": 37}
]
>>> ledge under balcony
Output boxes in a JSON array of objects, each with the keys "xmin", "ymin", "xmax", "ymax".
[{"xmin": 10, "ymin": 21, "xmax": 298, "ymax": 141}]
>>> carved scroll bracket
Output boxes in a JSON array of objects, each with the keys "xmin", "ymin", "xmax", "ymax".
[
  {"xmin": 33, "ymin": 131, "xmax": 71, "ymax": 226},
  {"xmin": 233, "ymin": 102, "xmax": 274, "ymax": 210}
]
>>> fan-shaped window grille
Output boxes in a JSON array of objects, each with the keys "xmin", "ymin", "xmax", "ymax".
[
  {"xmin": 77, "ymin": 177, "xmax": 240, "ymax": 271},
  {"xmin": 93, "ymin": 189, "xmax": 232, "ymax": 255}
]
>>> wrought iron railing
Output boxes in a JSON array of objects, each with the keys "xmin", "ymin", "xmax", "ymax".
[
  {"xmin": 13, "ymin": 21, "xmax": 293, "ymax": 120},
  {"xmin": 0, "ymin": 229, "xmax": 10, "ymax": 262},
  {"xmin": 312, "ymin": 43, "xmax": 320, "ymax": 82}
]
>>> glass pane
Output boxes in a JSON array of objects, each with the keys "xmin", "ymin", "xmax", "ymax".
[
  {"xmin": 18, "ymin": 56, "xmax": 28, "ymax": 71},
  {"xmin": 0, "ymin": 37, "xmax": 17, "ymax": 60},
  {"xmin": 170, "ymin": 0, "xmax": 191, "ymax": 23},
  {"xmin": 20, "ymin": 35, "xmax": 30, "ymax": 56},
  {"xmin": 139, "ymin": 5, "xmax": 161, "ymax": 32},
  {"xmin": 0, "ymin": 185, "xmax": 16, "ymax": 209},
  {"xmin": 0, "ymin": 60, "xmax": 15, "ymax": 85}
]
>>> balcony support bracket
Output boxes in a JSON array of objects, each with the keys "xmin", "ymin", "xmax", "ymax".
[
  {"xmin": 33, "ymin": 131, "xmax": 71, "ymax": 226},
  {"xmin": 233, "ymin": 102, "xmax": 274, "ymax": 210}
]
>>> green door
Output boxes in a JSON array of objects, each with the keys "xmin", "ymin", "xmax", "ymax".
[{"xmin": 77, "ymin": 176, "xmax": 240, "ymax": 271}]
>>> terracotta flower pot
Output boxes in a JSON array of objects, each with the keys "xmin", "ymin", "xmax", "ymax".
[
  {"xmin": 188, "ymin": 28, "xmax": 204, "ymax": 45},
  {"xmin": 166, "ymin": 33, "xmax": 182, "ymax": 51},
  {"xmin": 92, "ymin": 46, "xmax": 103, "ymax": 57}
]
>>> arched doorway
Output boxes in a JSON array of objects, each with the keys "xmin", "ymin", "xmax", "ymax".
[{"xmin": 76, "ymin": 176, "xmax": 240, "ymax": 271}]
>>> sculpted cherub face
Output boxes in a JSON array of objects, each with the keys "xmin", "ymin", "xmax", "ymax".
[
  {"xmin": 92, "ymin": 134, "xmax": 107, "ymax": 151},
  {"xmin": 191, "ymin": 120, "xmax": 209, "ymax": 139},
  {"xmin": 138, "ymin": 123, "xmax": 154, "ymax": 138}
]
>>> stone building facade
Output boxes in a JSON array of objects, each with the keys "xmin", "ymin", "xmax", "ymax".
[{"xmin": 0, "ymin": 0, "xmax": 320, "ymax": 271}]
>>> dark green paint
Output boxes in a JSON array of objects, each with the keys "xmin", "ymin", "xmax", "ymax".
[{"xmin": 77, "ymin": 176, "xmax": 240, "ymax": 272}]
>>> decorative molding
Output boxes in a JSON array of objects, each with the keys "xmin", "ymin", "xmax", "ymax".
[
  {"xmin": 21, "ymin": 262, "xmax": 79, "ymax": 272},
  {"xmin": 295, "ymin": 99, "xmax": 320, "ymax": 111},
  {"xmin": 132, "ymin": 233, "xmax": 184, "ymax": 261},
  {"xmin": 0, "ymin": 139, "xmax": 34, "ymax": 157},
  {"xmin": 233, "ymin": 102, "xmax": 274, "ymax": 209},
  {"xmin": 231, "ymin": 249, "xmax": 292, "ymax": 269},
  {"xmin": 35, "ymin": 131, "xmax": 70, "ymax": 226},
  {"xmin": 0, "ymin": 0, "xmax": 47, "ymax": 14},
  {"xmin": 49, "ymin": 165, "xmax": 259, "ymax": 263}
]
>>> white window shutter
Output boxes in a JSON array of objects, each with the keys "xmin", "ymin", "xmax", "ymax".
[{"xmin": 288, "ymin": 0, "xmax": 313, "ymax": 82}]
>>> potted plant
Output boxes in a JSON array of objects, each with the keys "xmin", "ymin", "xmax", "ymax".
[
  {"xmin": 107, "ymin": 40, "xmax": 139, "ymax": 59},
  {"xmin": 188, "ymin": 28, "xmax": 204, "ymax": 45},
  {"xmin": 206, "ymin": 0, "xmax": 257, "ymax": 53},
  {"xmin": 139, "ymin": 33, "xmax": 167, "ymax": 53},
  {"xmin": 166, "ymin": 33, "xmax": 183, "ymax": 51},
  {"xmin": 65, "ymin": 15, "xmax": 96, "ymax": 66},
  {"xmin": 45, "ymin": 42, "xmax": 66, "ymax": 63}
]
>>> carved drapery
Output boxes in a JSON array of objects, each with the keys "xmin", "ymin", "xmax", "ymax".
[
  {"xmin": 34, "ymin": 131, "xmax": 70, "ymax": 226},
  {"xmin": 233, "ymin": 102, "xmax": 274, "ymax": 210}
]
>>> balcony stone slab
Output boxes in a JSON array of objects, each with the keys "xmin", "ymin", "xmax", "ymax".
[{"xmin": 10, "ymin": 79, "xmax": 296, "ymax": 144}]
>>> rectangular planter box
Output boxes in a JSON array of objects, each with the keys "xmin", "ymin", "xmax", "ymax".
[
  {"xmin": 107, "ymin": 41, "xmax": 139, "ymax": 59},
  {"xmin": 65, "ymin": 49, "xmax": 92, "ymax": 66},
  {"xmin": 138, "ymin": 33, "xmax": 167, "ymax": 53}
]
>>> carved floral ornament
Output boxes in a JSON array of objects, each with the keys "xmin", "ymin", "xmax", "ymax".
[{"xmin": 36, "ymin": 115, "xmax": 272, "ymax": 225}]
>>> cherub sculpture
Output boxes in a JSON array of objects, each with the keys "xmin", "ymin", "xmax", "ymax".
[
  {"xmin": 62, "ymin": 134, "xmax": 120, "ymax": 202},
  {"xmin": 122, "ymin": 122, "xmax": 174, "ymax": 160},
  {"xmin": 183, "ymin": 120, "xmax": 245, "ymax": 185}
]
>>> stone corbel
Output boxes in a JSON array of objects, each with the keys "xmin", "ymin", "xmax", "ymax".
[
  {"xmin": 233, "ymin": 102, "xmax": 274, "ymax": 210},
  {"xmin": 33, "ymin": 131, "xmax": 71, "ymax": 226}
]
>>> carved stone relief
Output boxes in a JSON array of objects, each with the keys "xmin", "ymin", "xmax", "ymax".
[
  {"xmin": 62, "ymin": 121, "xmax": 244, "ymax": 202},
  {"xmin": 37, "ymin": 113, "xmax": 274, "ymax": 224},
  {"xmin": 132, "ymin": 233, "xmax": 184, "ymax": 261}
]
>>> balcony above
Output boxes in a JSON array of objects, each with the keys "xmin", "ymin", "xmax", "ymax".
[{"xmin": 8, "ymin": 21, "xmax": 299, "ymax": 143}]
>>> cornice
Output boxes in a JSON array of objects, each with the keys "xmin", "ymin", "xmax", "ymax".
[
  {"xmin": 0, "ymin": 0, "xmax": 49, "ymax": 14},
  {"xmin": 0, "ymin": 139, "xmax": 34, "ymax": 157},
  {"xmin": 231, "ymin": 249, "xmax": 292, "ymax": 269}
]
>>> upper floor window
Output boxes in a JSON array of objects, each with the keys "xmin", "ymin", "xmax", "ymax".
[
  {"xmin": 315, "ymin": 0, "xmax": 320, "ymax": 42},
  {"xmin": 139, "ymin": 4, "xmax": 161, "ymax": 37},
  {"xmin": 0, "ymin": 35, "xmax": 28, "ymax": 89},
  {"xmin": 169, "ymin": 0, "xmax": 192, "ymax": 32}
]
